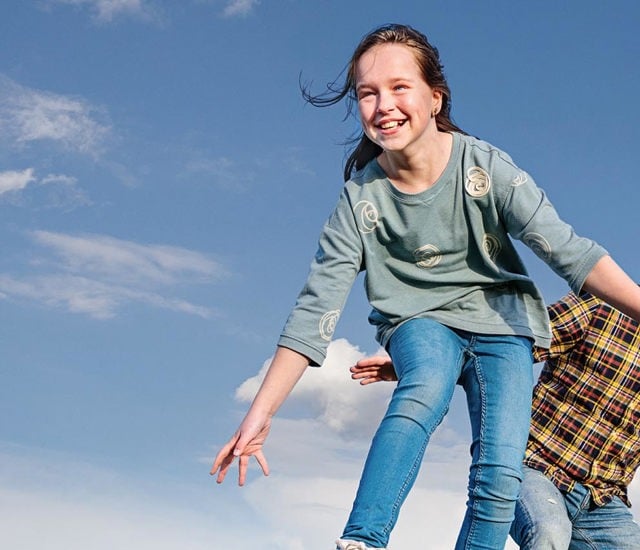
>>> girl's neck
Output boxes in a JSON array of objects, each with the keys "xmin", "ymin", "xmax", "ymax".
[{"xmin": 378, "ymin": 131, "xmax": 453, "ymax": 194}]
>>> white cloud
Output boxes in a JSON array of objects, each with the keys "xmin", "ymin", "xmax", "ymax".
[
  {"xmin": 46, "ymin": 0, "xmax": 160, "ymax": 23},
  {"xmin": 226, "ymin": 402, "xmax": 505, "ymax": 549},
  {"xmin": 236, "ymin": 339, "xmax": 393, "ymax": 439},
  {"xmin": 222, "ymin": 0, "xmax": 259, "ymax": 18},
  {"xmin": 243, "ymin": 467, "xmax": 474, "ymax": 550},
  {"xmin": 0, "ymin": 168, "xmax": 36, "ymax": 195},
  {"xmin": 0, "ymin": 75, "xmax": 110, "ymax": 155},
  {"xmin": 226, "ymin": 339, "xmax": 478, "ymax": 547},
  {"xmin": 229, "ymin": 338, "xmax": 640, "ymax": 548}
]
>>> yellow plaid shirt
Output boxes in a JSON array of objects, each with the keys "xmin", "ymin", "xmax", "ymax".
[{"xmin": 525, "ymin": 291, "xmax": 640, "ymax": 506}]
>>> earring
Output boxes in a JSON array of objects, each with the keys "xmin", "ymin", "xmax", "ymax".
[{"xmin": 432, "ymin": 109, "xmax": 439, "ymax": 118}]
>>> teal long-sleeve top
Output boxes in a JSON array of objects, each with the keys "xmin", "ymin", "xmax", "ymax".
[{"xmin": 279, "ymin": 132, "xmax": 607, "ymax": 366}]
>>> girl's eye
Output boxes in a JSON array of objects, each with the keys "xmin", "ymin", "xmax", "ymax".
[
  {"xmin": 358, "ymin": 91, "xmax": 374, "ymax": 100},
  {"xmin": 394, "ymin": 84, "xmax": 408, "ymax": 91}
]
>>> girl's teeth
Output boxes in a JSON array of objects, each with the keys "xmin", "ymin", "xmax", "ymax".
[{"xmin": 381, "ymin": 121, "xmax": 399, "ymax": 129}]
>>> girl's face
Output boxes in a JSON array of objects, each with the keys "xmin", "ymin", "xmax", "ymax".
[{"xmin": 355, "ymin": 43, "xmax": 442, "ymax": 157}]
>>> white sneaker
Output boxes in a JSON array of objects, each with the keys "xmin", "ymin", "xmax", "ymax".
[{"xmin": 335, "ymin": 539, "xmax": 386, "ymax": 550}]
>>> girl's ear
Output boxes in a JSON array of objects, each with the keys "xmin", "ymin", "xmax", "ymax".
[{"xmin": 431, "ymin": 89, "xmax": 443, "ymax": 117}]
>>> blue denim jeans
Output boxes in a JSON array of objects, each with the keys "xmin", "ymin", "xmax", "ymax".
[
  {"xmin": 341, "ymin": 318, "xmax": 534, "ymax": 549},
  {"xmin": 510, "ymin": 466, "xmax": 640, "ymax": 549}
]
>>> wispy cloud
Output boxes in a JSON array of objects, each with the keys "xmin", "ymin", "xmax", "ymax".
[
  {"xmin": 0, "ymin": 75, "xmax": 110, "ymax": 155},
  {"xmin": 185, "ymin": 156, "xmax": 253, "ymax": 191},
  {"xmin": 45, "ymin": 0, "xmax": 161, "ymax": 23},
  {"xmin": 41, "ymin": 173, "xmax": 90, "ymax": 206},
  {"xmin": 0, "ymin": 169, "xmax": 90, "ymax": 210},
  {"xmin": 282, "ymin": 147, "xmax": 316, "ymax": 177},
  {"xmin": 0, "ymin": 231, "xmax": 225, "ymax": 319},
  {"xmin": 30, "ymin": 230, "xmax": 225, "ymax": 286},
  {"xmin": 183, "ymin": 146, "xmax": 313, "ymax": 191},
  {"xmin": 222, "ymin": 0, "xmax": 260, "ymax": 18},
  {"xmin": 0, "ymin": 168, "xmax": 36, "ymax": 195},
  {"xmin": 40, "ymin": 173, "xmax": 78, "ymax": 186},
  {"xmin": 0, "ymin": 274, "xmax": 212, "ymax": 319}
]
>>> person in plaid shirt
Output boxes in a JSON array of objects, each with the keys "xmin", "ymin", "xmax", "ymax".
[
  {"xmin": 510, "ymin": 290, "xmax": 640, "ymax": 549},
  {"xmin": 353, "ymin": 290, "xmax": 640, "ymax": 549}
]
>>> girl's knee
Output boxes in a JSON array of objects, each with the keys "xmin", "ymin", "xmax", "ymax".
[
  {"xmin": 475, "ymin": 463, "xmax": 522, "ymax": 498},
  {"xmin": 468, "ymin": 464, "xmax": 524, "ymax": 523}
]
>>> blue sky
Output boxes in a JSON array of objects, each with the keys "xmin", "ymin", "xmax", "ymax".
[{"xmin": 1, "ymin": 1, "xmax": 639, "ymax": 549}]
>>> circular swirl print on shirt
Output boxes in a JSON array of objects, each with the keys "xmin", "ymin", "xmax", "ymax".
[
  {"xmin": 319, "ymin": 310, "xmax": 340, "ymax": 341},
  {"xmin": 353, "ymin": 200, "xmax": 379, "ymax": 233},
  {"xmin": 414, "ymin": 244, "xmax": 442, "ymax": 268},
  {"xmin": 512, "ymin": 171, "xmax": 528, "ymax": 187},
  {"xmin": 524, "ymin": 232, "xmax": 552, "ymax": 261},
  {"xmin": 483, "ymin": 233, "xmax": 502, "ymax": 261},
  {"xmin": 465, "ymin": 167, "xmax": 491, "ymax": 197}
]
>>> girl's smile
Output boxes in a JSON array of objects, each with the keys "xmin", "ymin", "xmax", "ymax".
[{"xmin": 377, "ymin": 119, "xmax": 406, "ymax": 131}]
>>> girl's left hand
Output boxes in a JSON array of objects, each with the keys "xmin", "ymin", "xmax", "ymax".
[{"xmin": 350, "ymin": 356, "xmax": 398, "ymax": 385}]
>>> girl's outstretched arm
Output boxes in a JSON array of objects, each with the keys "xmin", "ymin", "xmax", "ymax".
[
  {"xmin": 211, "ymin": 346, "xmax": 309, "ymax": 486},
  {"xmin": 582, "ymin": 255, "xmax": 640, "ymax": 322}
]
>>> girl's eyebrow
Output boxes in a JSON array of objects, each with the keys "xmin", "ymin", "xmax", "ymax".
[
  {"xmin": 355, "ymin": 82, "xmax": 372, "ymax": 91},
  {"xmin": 356, "ymin": 76, "xmax": 415, "ymax": 91}
]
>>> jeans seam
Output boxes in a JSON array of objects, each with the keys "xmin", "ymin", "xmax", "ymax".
[
  {"xmin": 465, "ymin": 352, "xmax": 486, "ymax": 549},
  {"xmin": 383, "ymin": 433, "xmax": 429, "ymax": 536},
  {"xmin": 571, "ymin": 526, "xmax": 598, "ymax": 550}
]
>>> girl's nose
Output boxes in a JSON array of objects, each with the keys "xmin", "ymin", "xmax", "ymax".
[{"xmin": 376, "ymin": 92, "xmax": 395, "ymax": 113}]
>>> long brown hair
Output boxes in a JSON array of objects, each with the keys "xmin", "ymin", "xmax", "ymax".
[{"xmin": 302, "ymin": 24, "xmax": 466, "ymax": 181}]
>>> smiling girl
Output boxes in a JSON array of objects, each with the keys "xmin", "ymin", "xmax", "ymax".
[{"xmin": 211, "ymin": 24, "xmax": 640, "ymax": 550}]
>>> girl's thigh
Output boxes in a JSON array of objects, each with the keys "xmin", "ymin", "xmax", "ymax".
[
  {"xmin": 460, "ymin": 333, "xmax": 534, "ymax": 462},
  {"xmin": 388, "ymin": 318, "xmax": 464, "ymax": 416}
]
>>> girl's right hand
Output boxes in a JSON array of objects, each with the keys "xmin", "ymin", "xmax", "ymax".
[
  {"xmin": 210, "ymin": 413, "xmax": 272, "ymax": 486},
  {"xmin": 211, "ymin": 346, "xmax": 310, "ymax": 486}
]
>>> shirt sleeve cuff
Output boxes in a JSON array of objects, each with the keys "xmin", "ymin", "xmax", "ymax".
[{"xmin": 277, "ymin": 335, "xmax": 326, "ymax": 367}]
